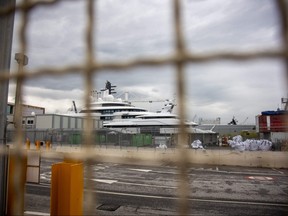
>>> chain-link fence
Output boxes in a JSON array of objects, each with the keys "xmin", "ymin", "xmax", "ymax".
[
  {"xmin": 1, "ymin": 0, "xmax": 288, "ymax": 215},
  {"xmin": 6, "ymin": 128, "xmax": 218, "ymax": 148}
]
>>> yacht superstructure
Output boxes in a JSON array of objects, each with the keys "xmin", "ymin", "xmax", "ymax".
[
  {"xmin": 71, "ymin": 81, "xmax": 148, "ymax": 121},
  {"xmin": 104, "ymin": 103, "xmax": 198, "ymax": 128}
]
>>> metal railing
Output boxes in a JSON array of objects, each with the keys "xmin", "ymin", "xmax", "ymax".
[{"xmin": 0, "ymin": 0, "xmax": 288, "ymax": 215}]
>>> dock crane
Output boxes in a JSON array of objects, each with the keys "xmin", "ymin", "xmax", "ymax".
[
  {"xmin": 72, "ymin": 101, "xmax": 78, "ymax": 113},
  {"xmin": 240, "ymin": 117, "xmax": 248, "ymax": 125}
]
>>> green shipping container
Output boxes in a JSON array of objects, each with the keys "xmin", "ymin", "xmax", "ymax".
[
  {"xmin": 95, "ymin": 134, "xmax": 106, "ymax": 144},
  {"xmin": 132, "ymin": 134, "xmax": 152, "ymax": 147},
  {"xmin": 70, "ymin": 134, "xmax": 82, "ymax": 145}
]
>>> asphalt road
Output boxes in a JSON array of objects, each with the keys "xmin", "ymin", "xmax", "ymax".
[{"xmin": 24, "ymin": 157, "xmax": 288, "ymax": 215}]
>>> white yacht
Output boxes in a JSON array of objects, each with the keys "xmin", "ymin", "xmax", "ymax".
[
  {"xmin": 101, "ymin": 98, "xmax": 210, "ymax": 136},
  {"xmin": 103, "ymin": 102, "xmax": 198, "ymax": 128}
]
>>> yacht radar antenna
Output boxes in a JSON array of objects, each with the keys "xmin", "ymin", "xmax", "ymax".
[{"xmin": 105, "ymin": 81, "xmax": 117, "ymax": 95}]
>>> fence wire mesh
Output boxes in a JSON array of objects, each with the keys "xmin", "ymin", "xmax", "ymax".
[{"xmin": 0, "ymin": 0, "xmax": 288, "ymax": 215}]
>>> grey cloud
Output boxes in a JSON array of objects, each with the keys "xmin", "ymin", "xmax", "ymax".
[
  {"xmin": 8, "ymin": 0, "xmax": 286, "ymax": 124},
  {"xmin": 183, "ymin": 0, "xmax": 281, "ymax": 51}
]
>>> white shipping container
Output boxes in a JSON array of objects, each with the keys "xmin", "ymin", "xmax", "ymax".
[
  {"xmin": 70, "ymin": 117, "xmax": 76, "ymax": 128},
  {"xmin": 271, "ymin": 132, "xmax": 288, "ymax": 143},
  {"xmin": 77, "ymin": 118, "xmax": 83, "ymax": 129},
  {"xmin": 36, "ymin": 115, "xmax": 53, "ymax": 129},
  {"xmin": 53, "ymin": 115, "xmax": 61, "ymax": 128},
  {"xmin": 62, "ymin": 116, "xmax": 69, "ymax": 128}
]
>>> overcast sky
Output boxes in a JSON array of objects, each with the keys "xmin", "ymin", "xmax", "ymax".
[{"xmin": 9, "ymin": 0, "xmax": 287, "ymax": 124}]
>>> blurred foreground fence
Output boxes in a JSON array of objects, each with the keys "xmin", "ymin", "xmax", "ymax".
[{"xmin": 1, "ymin": 0, "xmax": 288, "ymax": 215}]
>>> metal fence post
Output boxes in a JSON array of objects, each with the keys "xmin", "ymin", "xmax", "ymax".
[{"xmin": 0, "ymin": 0, "xmax": 16, "ymax": 214}]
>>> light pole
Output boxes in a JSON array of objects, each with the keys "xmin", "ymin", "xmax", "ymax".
[{"xmin": 13, "ymin": 53, "xmax": 28, "ymax": 128}]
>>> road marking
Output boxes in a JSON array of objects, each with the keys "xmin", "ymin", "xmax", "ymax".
[
  {"xmin": 118, "ymin": 181, "xmax": 176, "ymax": 189},
  {"xmin": 188, "ymin": 166, "xmax": 286, "ymax": 177},
  {"xmin": 92, "ymin": 179, "xmax": 118, "ymax": 184},
  {"xmin": 247, "ymin": 176, "xmax": 274, "ymax": 181},
  {"xmin": 272, "ymin": 168, "xmax": 284, "ymax": 175},
  {"xmin": 94, "ymin": 166, "xmax": 106, "ymax": 171},
  {"xmin": 128, "ymin": 168, "xmax": 178, "ymax": 175},
  {"xmin": 128, "ymin": 168, "xmax": 152, "ymax": 172},
  {"xmin": 193, "ymin": 180, "xmax": 221, "ymax": 184},
  {"xmin": 24, "ymin": 211, "xmax": 50, "ymax": 216},
  {"xmin": 92, "ymin": 178, "xmax": 176, "ymax": 188},
  {"xmin": 95, "ymin": 190, "xmax": 288, "ymax": 207},
  {"xmin": 40, "ymin": 172, "xmax": 51, "ymax": 182},
  {"xmin": 205, "ymin": 169, "xmax": 283, "ymax": 176},
  {"xmin": 190, "ymin": 167, "xmax": 218, "ymax": 172},
  {"xmin": 150, "ymin": 170, "xmax": 178, "ymax": 175}
]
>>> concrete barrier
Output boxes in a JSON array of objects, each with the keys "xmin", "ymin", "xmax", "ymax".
[{"xmin": 55, "ymin": 146, "xmax": 288, "ymax": 168}]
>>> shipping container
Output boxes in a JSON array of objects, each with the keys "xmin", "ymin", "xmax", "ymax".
[{"xmin": 258, "ymin": 114, "xmax": 288, "ymax": 132}]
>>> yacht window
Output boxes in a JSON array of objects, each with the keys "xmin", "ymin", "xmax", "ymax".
[
  {"xmin": 80, "ymin": 110, "xmax": 102, "ymax": 113},
  {"xmin": 102, "ymin": 103, "xmax": 128, "ymax": 107},
  {"xmin": 100, "ymin": 116, "xmax": 113, "ymax": 120},
  {"xmin": 141, "ymin": 116, "xmax": 176, "ymax": 119}
]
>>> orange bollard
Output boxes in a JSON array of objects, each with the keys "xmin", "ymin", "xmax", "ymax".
[
  {"xmin": 26, "ymin": 138, "xmax": 30, "ymax": 149},
  {"xmin": 50, "ymin": 162, "xmax": 83, "ymax": 215}
]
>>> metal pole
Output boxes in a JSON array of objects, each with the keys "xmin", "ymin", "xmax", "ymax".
[
  {"xmin": 0, "ymin": 0, "xmax": 16, "ymax": 214},
  {"xmin": 14, "ymin": 53, "xmax": 28, "ymax": 129}
]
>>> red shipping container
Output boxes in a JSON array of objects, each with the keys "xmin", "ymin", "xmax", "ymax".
[
  {"xmin": 270, "ymin": 115, "xmax": 288, "ymax": 132},
  {"xmin": 258, "ymin": 114, "xmax": 288, "ymax": 132}
]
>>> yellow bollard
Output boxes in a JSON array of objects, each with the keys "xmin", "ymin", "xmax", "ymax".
[
  {"xmin": 45, "ymin": 141, "xmax": 51, "ymax": 150},
  {"xmin": 26, "ymin": 138, "xmax": 30, "ymax": 149},
  {"xmin": 35, "ymin": 140, "xmax": 40, "ymax": 150},
  {"xmin": 50, "ymin": 162, "xmax": 83, "ymax": 216}
]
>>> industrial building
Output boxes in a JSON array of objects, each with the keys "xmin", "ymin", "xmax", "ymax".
[
  {"xmin": 254, "ymin": 98, "xmax": 288, "ymax": 150},
  {"xmin": 256, "ymin": 110, "xmax": 288, "ymax": 149},
  {"xmin": 7, "ymin": 102, "xmax": 45, "ymax": 116}
]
